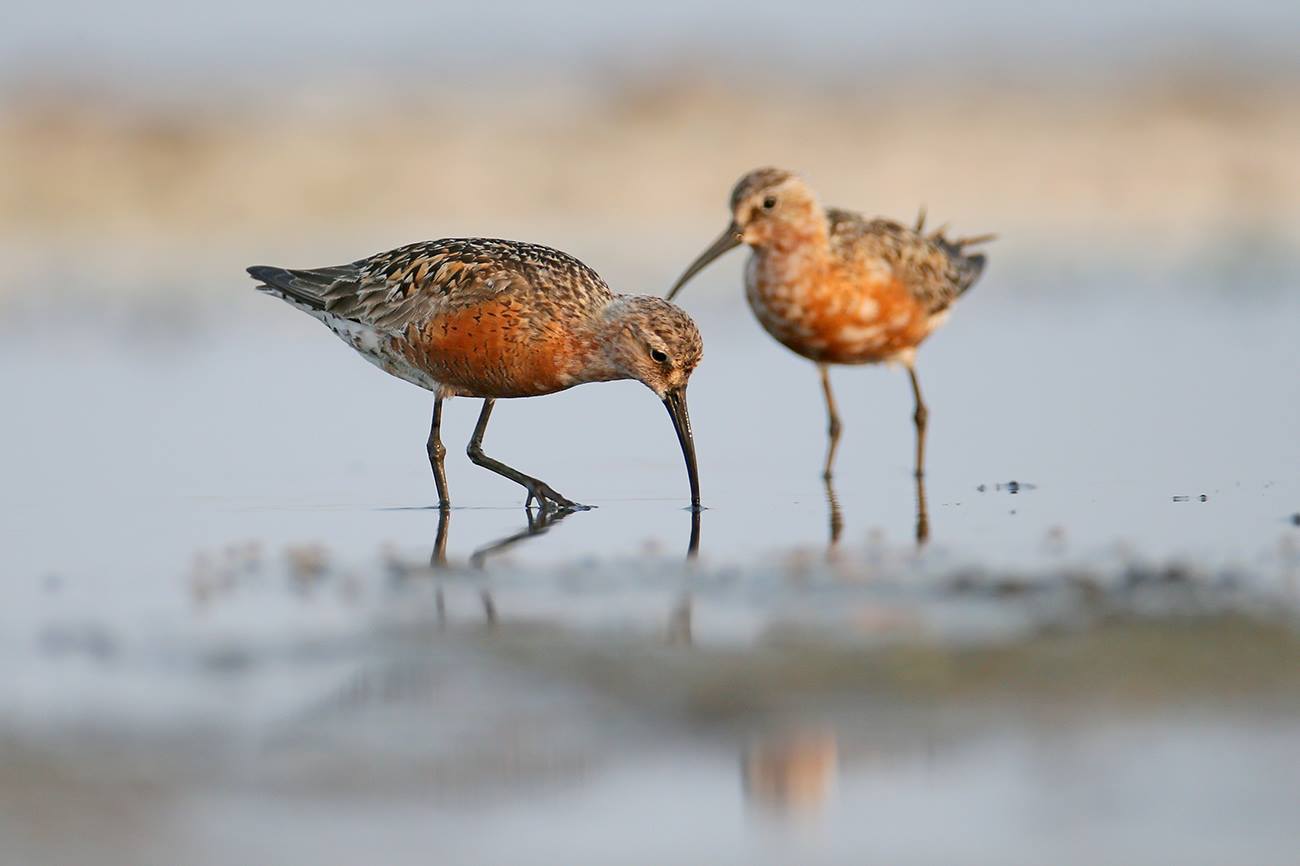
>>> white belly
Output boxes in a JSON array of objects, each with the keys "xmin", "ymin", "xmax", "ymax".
[{"xmin": 317, "ymin": 311, "xmax": 444, "ymax": 393}]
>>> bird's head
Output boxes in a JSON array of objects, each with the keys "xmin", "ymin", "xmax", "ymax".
[
  {"xmin": 666, "ymin": 167, "xmax": 821, "ymax": 301},
  {"xmin": 602, "ymin": 296, "xmax": 703, "ymax": 399},
  {"xmin": 598, "ymin": 296, "xmax": 704, "ymax": 509},
  {"xmin": 727, "ymin": 167, "xmax": 821, "ymax": 246}
]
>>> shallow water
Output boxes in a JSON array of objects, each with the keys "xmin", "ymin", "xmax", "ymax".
[{"xmin": 2, "ymin": 271, "xmax": 1299, "ymax": 864}]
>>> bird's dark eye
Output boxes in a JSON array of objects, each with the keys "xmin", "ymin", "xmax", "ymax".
[
  {"xmin": 762, "ymin": 195, "xmax": 777, "ymax": 210},
  {"xmin": 651, "ymin": 349, "xmax": 669, "ymax": 363}
]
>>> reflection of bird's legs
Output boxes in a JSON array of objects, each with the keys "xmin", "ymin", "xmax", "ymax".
[
  {"xmin": 904, "ymin": 359, "xmax": 930, "ymax": 545},
  {"xmin": 824, "ymin": 475, "xmax": 844, "ymax": 549},
  {"xmin": 915, "ymin": 469, "xmax": 930, "ymax": 546},
  {"xmin": 904, "ymin": 360, "xmax": 928, "ymax": 480},
  {"xmin": 468, "ymin": 505, "xmax": 577, "ymax": 569},
  {"xmin": 818, "ymin": 364, "xmax": 843, "ymax": 481},
  {"xmin": 467, "ymin": 507, "xmax": 583, "ymax": 624},
  {"xmin": 431, "ymin": 505, "xmax": 450, "ymax": 569},
  {"xmin": 427, "ymin": 396, "xmax": 450, "ymax": 508},
  {"xmin": 429, "ymin": 507, "xmax": 451, "ymax": 626}
]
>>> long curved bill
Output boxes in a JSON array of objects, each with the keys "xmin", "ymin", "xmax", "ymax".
[
  {"xmin": 666, "ymin": 222, "xmax": 742, "ymax": 301},
  {"xmin": 662, "ymin": 387, "xmax": 701, "ymax": 510}
]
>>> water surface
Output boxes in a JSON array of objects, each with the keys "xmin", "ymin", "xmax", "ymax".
[{"xmin": 2, "ymin": 271, "xmax": 1298, "ymax": 865}]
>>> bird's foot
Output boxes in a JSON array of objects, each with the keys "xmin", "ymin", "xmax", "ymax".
[{"xmin": 524, "ymin": 483, "xmax": 592, "ymax": 512}]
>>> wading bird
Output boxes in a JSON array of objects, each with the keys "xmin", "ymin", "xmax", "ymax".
[
  {"xmin": 668, "ymin": 167, "xmax": 991, "ymax": 484},
  {"xmin": 249, "ymin": 238, "xmax": 703, "ymax": 511}
]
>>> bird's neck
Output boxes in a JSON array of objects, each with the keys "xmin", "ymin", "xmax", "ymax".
[
  {"xmin": 752, "ymin": 205, "xmax": 831, "ymax": 283},
  {"xmin": 570, "ymin": 298, "xmax": 637, "ymax": 385}
]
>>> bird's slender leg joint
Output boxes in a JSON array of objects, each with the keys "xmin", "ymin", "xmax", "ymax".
[
  {"xmin": 427, "ymin": 396, "xmax": 450, "ymax": 509},
  {"xmin": 465, "ymin": 399, "xmax": 584, "ymax": 511},
  {"xmin": 819, "ymin": 365, "xmax": 843, "ymax": 481},
  {"xmin": 907, "ymin": 362, "xmax": 928, "ymax": 480}
]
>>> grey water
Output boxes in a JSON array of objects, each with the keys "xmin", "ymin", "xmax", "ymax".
[{"xmin": 2, "ymin": 262, "xmax": 1299, "ymax": 865}]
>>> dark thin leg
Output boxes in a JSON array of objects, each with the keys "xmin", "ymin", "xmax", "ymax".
[
  {"xmin": 906, "ymin": 362, "xmax": 928, "ymax": 480},
  {"xmin": 819, "ymin": 364, "xmax": 843, "ymax": 481},
  {"xmin": 427, "ymin": 397, "xmax": 450, "ymax": 509},
  {"xmin": 465, "ymin": 399, "xmax": 582, "ymax": 510}
]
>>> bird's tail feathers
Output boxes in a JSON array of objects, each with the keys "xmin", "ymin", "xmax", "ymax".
[
  {"xmin": 929, "ymin": 228, "xmax": 994, "ymax": 295},
  {"xmin": 247, "ymin": 264, "xmax": 357, "ymax": 312}
]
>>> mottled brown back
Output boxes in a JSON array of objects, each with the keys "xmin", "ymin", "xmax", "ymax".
[
  {"xmin": 250, "ymin": 238, "xmax": 616, "ymax": 334},
  {"xmin": 826, "ymin": 208, "xmax": 987, "ymax": 314}
]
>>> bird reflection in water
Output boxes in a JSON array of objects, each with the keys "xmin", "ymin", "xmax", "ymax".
[
  {"xmin": 914, "ymin": 471, "xmax": 930, "ymax": 545},
  {"xmin": 427, "ymin": 505, "xmax": 702, "ymax": 626},
  {"xmin": 427, "ymin": 506, "xmax": 579, "ymax": 626},
  {"xmin": 824, "ymin": 477, "xmax": 845, "ymax": 550},
  {"xmin": 822, "ymin": 472, "xmax": 929, "ymax": 551},
  {"xmin": 742, "ymin": 728, "xmax": 839, "ymax": 815}
]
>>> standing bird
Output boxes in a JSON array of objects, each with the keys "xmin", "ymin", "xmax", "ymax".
[
  {"xmin": 249, "ymin": 238, "xmax": 703, "ymax": 511},
  {"xmin": 667, "ymin": 167, "xmax": 991, "ymax": 483}
]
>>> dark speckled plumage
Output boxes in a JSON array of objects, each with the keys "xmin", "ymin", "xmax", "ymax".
[
  {"xmin": 250, "ymin": 238, "xmax": 616, "ymax": 335},
  {"xmin": 248, "ymin": 236, "xmax": 705, "ymax": 510}
]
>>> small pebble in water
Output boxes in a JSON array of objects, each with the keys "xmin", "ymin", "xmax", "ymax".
[{"xmin": 1200, "ymin": 494, "xmax": 1208, "ymax": 502}]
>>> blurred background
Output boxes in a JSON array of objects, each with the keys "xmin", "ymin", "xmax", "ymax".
[
  {"xmin": 3, "ymin": 3, "xmax": 1299, "ymax": 865},
  {"xmin": 4, "ymin": 0, "xmax": 1300, "ymax": 307}
]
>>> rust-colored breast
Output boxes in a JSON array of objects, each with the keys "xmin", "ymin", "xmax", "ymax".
[
  {"xmin": 748, "ymin": 256, "xmax": 937, "ymax": 366},
  {"xmin": 814, "ymin": 267, "xmax": 936, "ymax": 364},
  {"xmin": 392, "ymin": 297, "xmax": 591, "ymax": 398}
]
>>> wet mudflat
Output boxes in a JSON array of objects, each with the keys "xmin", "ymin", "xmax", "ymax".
[{"xmin": 2, "ymin": 270, "xmax": 1299, "ymax": 865}]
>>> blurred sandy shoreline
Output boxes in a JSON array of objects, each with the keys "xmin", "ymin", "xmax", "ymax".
[{"xmin": 3, "ymin": 72, "xmax": 1299, "ymax": 298}]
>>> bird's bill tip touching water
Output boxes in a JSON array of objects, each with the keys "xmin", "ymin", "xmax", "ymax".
[
  {"xmin": 662, "ymin": 387, "xmax": 701, "ymax": 510},
  {"xmin": 666, "ymin": 222, "xmax": 743, "ymax": 301}
]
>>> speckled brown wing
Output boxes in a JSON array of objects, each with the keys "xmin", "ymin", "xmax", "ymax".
[
  {"xmin": 826, "ymin": 208, "xmax": 987, "ymax": 314},
  {"xmin": 251, "ymin": 237, "xmax": 616, "ymax": 333}
]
